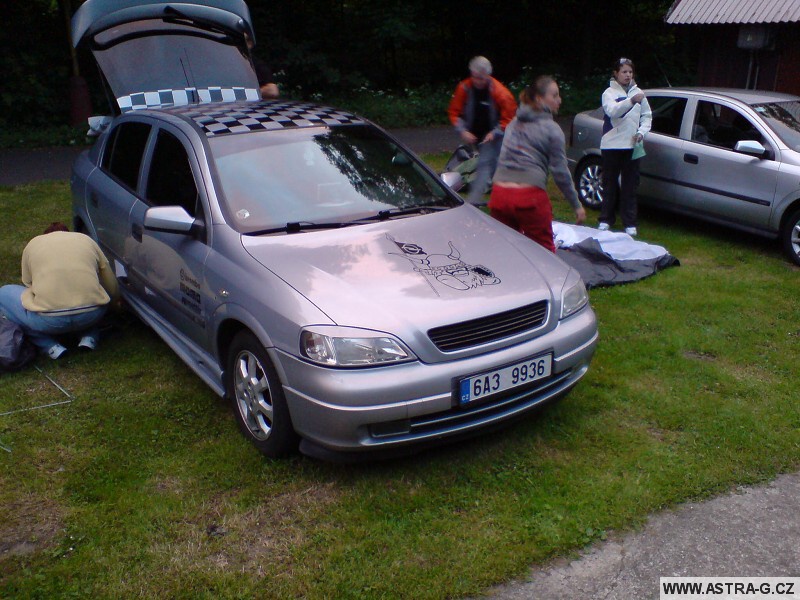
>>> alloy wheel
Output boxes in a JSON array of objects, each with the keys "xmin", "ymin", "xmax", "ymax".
[
  {"xmin": 578, "ymin": 162, "xmax": 604, "ymax": 209},
  {"xmin": 233, "ymin": 350, "xmax": 274, "ymax": 441}
]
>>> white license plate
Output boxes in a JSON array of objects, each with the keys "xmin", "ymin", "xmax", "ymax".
[{"xmin": 458, "ymin": 354, "xmax": 552, "ymax": 405}]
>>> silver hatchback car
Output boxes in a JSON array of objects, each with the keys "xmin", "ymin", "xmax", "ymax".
[
  {"xmin": 70, "ymin": 0, "xmax": 598, "ymax": 459},
  {"xmin": 567, "ymin": 87, "xmax": 800, "ymax": 265}
]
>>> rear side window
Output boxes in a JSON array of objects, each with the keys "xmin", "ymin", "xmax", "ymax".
[
  {"xmin": 146, "ymin": 130, "xmax": 199, "ymax": 217},
  {"xmin": 648, "ymin": 96, "xmax": 687, "ymax": 137},
  {"xmin": 102, "ymin": 121, "xmax": 151, "ymax": 191}
]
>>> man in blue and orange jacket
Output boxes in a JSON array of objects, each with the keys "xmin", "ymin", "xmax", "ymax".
[{"xmin": 448, "ymin": 56, "xmax": 517, "ymax": 205}]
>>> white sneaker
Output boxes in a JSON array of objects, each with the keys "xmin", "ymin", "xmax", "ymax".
[
  {"xmin": 47, "ymin": 344, "xmax": 67, "ymax": 360},
  {"xmin": 625, "ymin": 227, "xmax": 638, "ymax": 237},
  {"xmin": 597, "ymin": 222, "xmax": 610, "ymax": 231},
  {"xmin": 78, "ymin": 335, "xmax": 97, "ymax": 351}
]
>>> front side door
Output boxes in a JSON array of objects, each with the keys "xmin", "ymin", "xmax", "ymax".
[
  {"xmin": 127, "ymin": 127, "xmax": 211, "ymax": 347},
  {"xmin": 675, "ymin": 99, "xmax": 779, "ymax": 229}
]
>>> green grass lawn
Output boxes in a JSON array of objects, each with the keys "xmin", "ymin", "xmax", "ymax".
[{"xmin": 1, "ymin": 168, "xmax": 799, "ymax": 599}]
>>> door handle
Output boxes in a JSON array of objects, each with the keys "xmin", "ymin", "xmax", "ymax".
[
  {"xmin": 90, "ymin": 193, "xmax": 99, "ymax": 207},
  {"xmin": 684, "ymin": 153, "xmax": 699, "ymax": 164},
  {"xmin": 131, "ymin": 223, "xmax": 143, "ymax": 242}
]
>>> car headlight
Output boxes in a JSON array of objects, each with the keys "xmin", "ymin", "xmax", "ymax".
[
  {"xmin": 300, "ymin": 326, "xmax": 416, "ymax": 367},
  {"xmin": 560, "ymin": 271, "xmax": 589, "ymax": 319}
]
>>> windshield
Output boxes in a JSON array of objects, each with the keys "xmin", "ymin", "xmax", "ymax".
[
  {"xmin": 209, "ymin": 125, "xmax": 460, "ymax": 233},
  {"xmin": 752, "ymin": 101, "xmax": 800, "ymax": 151}
]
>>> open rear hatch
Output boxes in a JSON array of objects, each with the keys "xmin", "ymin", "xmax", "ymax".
[{"xmin": 72, "ymin": 0, "xmax": 259, "ymax": 113}]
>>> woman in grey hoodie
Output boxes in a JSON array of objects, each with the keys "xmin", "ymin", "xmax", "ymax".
[{"xmin": 488, "ymin": 76, "xmax": 586, "ymax": 252}]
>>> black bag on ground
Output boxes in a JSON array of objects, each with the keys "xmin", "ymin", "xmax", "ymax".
[
  {"xmin": 444, "ymin": 144, "xmax": 480, "ymax": 191},
  {"xmin": 0, "ymin": 316, "xmax": 36, "ymax": 372},
  {"xmin": 445, "ymin": 144, "xmax": 478, "ymax": 172}
]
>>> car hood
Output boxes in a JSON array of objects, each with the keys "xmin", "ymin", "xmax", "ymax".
[
  {"xmin": 72, "ymin": 0, "xmax": 259, "ymax": 113},
  {"xmin": 240, "ymin": 207, "xmax": 570, "ymax": 350}
]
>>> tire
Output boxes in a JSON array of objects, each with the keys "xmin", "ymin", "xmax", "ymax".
[
  {"xmin": 781, "ymin": 207, "xmax": 800, "ymax": 266},
  {"xmin": 226, "ymin": 331, "xmax": 298, "ymax": 457},
  {"xmin": 574, "ymin": 156, "xmax": 604, "ymax": 210}
]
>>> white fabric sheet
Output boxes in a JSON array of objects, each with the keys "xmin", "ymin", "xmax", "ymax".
[{"xmin": 552, "ymin": 222, "xmax": 671, "ymax": 261}]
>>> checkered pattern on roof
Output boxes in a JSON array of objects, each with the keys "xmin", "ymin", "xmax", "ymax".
[
  {"xmin": 117, "ymin": 87, "xmax": 260, "ymax": 112},
  {"xmin": 172, "ymin": 101, "xmax": 365, "ymax": 136}
]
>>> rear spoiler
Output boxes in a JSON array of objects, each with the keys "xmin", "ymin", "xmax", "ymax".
[{"xmin": 72, "ymin": 0, "xmax": 255, "ymax": 48}]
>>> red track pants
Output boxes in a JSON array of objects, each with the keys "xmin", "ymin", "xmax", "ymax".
[{"xmin": 488, "ymin": 184, "xmax": 556, "ymax": 253}]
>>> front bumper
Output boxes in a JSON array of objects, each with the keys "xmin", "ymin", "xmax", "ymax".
[{"xmin": 275, "ymin": 305, "xmax": 598, "ymax": 454}]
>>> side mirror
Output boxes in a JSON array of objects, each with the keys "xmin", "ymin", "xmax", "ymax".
[
  {"xmin": 441, "ymin": 171, "xmax": 465, "ymax": 192},
  {"xmin": 144, "ymin": 206, "xmax": 196, "ymax": 234},
  {"xmin": 734, "ymin": 140, "xmax": 767, "ymax": 157}
]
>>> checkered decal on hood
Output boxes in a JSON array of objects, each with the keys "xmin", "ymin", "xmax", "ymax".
[
  {"xmin": 171, "ymin": 101, "xmax": 365, "ymax": 136},
  {"xmin": 117, "ymin": 87, "xmax": 260, "ymax": 112}
]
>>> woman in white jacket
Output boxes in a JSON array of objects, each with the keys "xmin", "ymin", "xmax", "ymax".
[{"xmin": 598, "ymin": 58, "xmax": 652, "ymax": 236}]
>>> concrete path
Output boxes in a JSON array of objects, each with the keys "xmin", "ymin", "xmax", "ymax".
[
  {"xmin": 392, "ymin": 125, "xmax": 462, "ymax": 154},
  {"xmin": 486, "ymin": 472, "xmax": 800, "ymax": 599},
  {"xmin": 0, "ymin": 127, "xmax": 461, "ymax": 187},
  {"xmin": 0, "ymin": 146, "xmax": 85, "ymax": 186}
]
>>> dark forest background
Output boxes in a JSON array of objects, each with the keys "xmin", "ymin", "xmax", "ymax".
[{"xmin": 0, "ymin": 0, "xmax": 700, "ymax": 132}]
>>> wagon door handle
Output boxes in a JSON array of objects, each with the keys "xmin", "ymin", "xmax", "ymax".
[
  {"xmin": 90, "ymin": 193, "xmax": 99, "ymax": 207},
  {"xmin": 684, "ymin": 153, "xmax": 699, "ymax": 164},
  {"xmin": 131, "ymin": 223, "xmax": 143, "ymax": 242}
]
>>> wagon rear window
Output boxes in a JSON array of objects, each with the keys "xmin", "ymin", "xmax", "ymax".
[{"xmin": 91, "ymin": 19, "xmax": 257, "ymax": 111}]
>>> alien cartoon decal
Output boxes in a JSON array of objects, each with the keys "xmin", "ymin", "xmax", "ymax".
[{"xmin": 387, "ymin": 234, "xmax": 501, "ymax": 295}]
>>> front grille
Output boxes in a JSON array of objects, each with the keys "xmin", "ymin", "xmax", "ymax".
[{"xmin": 428, "ymin": 301, "xmax": 548, "ymax": 352}]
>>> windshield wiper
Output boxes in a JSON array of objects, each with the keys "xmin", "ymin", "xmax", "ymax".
[
  {"xmin": 352, "ymin": 204, "xmax": 451, "ymax": 223},
  {"xmin": 244, "ymin": 205, "xmax": 452, "ymax": 236},
  {"xmin": 244, "ymin": 221, "xmax": 354, "ymax": 236}
]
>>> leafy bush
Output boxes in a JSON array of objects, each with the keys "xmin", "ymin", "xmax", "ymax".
[
  {"xmin": 506, "ymin": 66, "xmax": 611, "ymax": 115},
  {"xmin": 0, "ymin": 125, "xmax": 91, "ymax": 150},
  {"xmin": 0, "ymin": 61, "xmax": 697, "ymax": 149},
  {"xmin": 291, "ymin": 83, "xmax": 452, "ymax": 128}
]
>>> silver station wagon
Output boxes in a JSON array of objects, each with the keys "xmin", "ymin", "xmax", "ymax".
[
  {"xmin": 568, "ymin": 87, "xmax": 800, "ymax": 265},
  {"xmin": 70, "ymin": 0, "xmax": 598, "ymax": 459}
]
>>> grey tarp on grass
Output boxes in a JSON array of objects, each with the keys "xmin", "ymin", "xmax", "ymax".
[{"xmin": 552, "ymin": 222, "xmax": 679, "ymax": 288}]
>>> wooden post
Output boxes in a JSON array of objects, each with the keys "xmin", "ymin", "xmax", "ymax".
[{"xmin": 61, "ymin": 0, "xmax": 93, "ymax": 125}]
